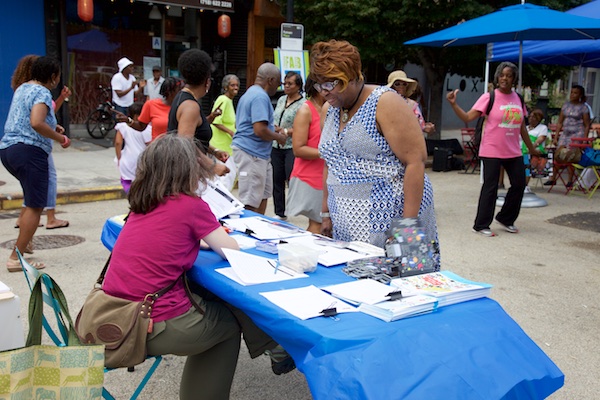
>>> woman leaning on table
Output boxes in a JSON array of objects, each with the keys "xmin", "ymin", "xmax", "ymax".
[
  {"xmin": 446, "ymin": 61, "xmax": 540, "ymax": 237},
  {"xmin": 102, "ymin": 134, "xmax": 295, "ymax": 400},
  {"xmin": 311, "ymin": 39, "xmax": 440, "ymax": 270},
  {"xmin": 1, "ymin": 56, "xmax": 71, "ymax": 272}
]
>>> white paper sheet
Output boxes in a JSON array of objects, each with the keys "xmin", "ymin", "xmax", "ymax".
[
  {"xmin": 260, "ymin": 285, "xmax": 358, "ymax": 320},
  {"xmin": 221, "ymin": 248, "xmax": 308, "ymax": 285},
  {"xmin": 222, "ymin": 216, "xmax": 310, "ymax": 240},
  {"xmin": 322, "ymin": 279, "xmax": 408, "ymax": 305}
]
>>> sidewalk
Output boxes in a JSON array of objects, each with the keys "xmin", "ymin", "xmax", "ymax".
[{"xmin": 1, "ymin": 128, "xmax": 465, "ymax": 210}]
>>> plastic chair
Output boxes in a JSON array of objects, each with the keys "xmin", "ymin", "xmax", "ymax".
[{"xmin": 16, "ymin": 248, "xmax": 162, "ymax": 400}]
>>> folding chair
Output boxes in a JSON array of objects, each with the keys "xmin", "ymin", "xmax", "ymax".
[
  {"xmin": 461, "ymin": 127, "xmax": 480, "ymax": 174},
  {"xmin": 546, "ymin": 138, "xmax": 594, "ymax": 195},
  {"xmin": 16, "ymin": 248, "xmax": 162, "ymax": 400}
]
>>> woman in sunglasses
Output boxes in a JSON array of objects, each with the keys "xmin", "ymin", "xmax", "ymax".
[{"xmin": 311, "ymin": 40, "xmax": 440, "ymax": 270}]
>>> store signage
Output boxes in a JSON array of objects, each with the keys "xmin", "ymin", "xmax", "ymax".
[
  {"xmin": 138, "ymin": 0, "xmax": 234, "ymax": 12},
  {"xmin": 280, "ymin": 23, "xmax": 303, "ymax": 51}
]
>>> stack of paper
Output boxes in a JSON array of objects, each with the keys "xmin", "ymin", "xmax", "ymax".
[
  {"xmin": 322, "ymin": 279, "xmax": 414, "ymax": 305},
  {"xmin": 390, "ymin": 271, "xmax": 492, "ymax": 307},
  {"xmin": 260, "ymin": 285, "xmax": 357, "ymax": 320},
  {"xmin": 321, "ymin": 279, "xmax": 434, "ymax": 322},
  {"xmin": 217, "ymin": 248, "xmax": 308, "ymax": 286},
  {"xmin": 357, "ymin": 295, "xmax": 438, "ymax": 322}
]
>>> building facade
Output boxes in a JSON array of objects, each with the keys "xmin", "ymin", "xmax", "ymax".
[{"xmin": 1, "ymin": 0, "xmax": 284, "ymax": 134}]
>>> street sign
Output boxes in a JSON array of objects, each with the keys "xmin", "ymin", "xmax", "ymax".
[{"xmin": 281, "ymin": 23, "xmax": 304, "ymax": 51}]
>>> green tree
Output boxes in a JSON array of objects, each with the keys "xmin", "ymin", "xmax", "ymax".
[{"xmin": 295, "ymin": 0, "xmax": 590, "ymax": 135}]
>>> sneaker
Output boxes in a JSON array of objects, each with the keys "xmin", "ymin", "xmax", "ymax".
[
  {"xmin": 496, "ymin": 220, "xmax": 519, "ymax": 233},
  {"xmin": 265, "ymin": 345, "xmax": 296, "ymax": 375},
  {"xmin": 272, "ymin": 215, "xmax": 287, "ymax": 221},
  {"xmin": 472, "ymin": 228, "xmax": 496, "ymax": 237},
  {"xmin": 524, "ymin": 186, "xmax": 532, "ymax": 194},
  {"xmin": 543, "ymin": 180, "xmax": 556, "ymax": 186}
]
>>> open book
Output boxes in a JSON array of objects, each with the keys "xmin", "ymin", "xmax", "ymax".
[{"xmin": 390, "ymin": 271, "xmax": 492, "ymax": 307}]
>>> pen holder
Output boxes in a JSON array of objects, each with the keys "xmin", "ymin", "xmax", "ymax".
[{"xmin": 277, "ymin": 243, "xmax": 320, "ymax": 273}]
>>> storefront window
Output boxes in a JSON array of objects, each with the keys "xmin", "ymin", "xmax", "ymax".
[{"xmin": 65, "ymin": 0, "xmax": 162, "ymax": 123}]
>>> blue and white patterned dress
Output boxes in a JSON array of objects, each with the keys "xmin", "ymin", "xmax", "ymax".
[{"xmin": 319, "ymin": 86, "xmax": 440, "ymax": 268}]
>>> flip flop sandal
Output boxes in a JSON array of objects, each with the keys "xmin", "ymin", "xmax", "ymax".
[
  {"xmin": 6, "ymin": 257, "xmax": 45, "ymax": 272},
  {"xmin": 46, "ymin": 220, "xmax": 69, "ymax": 230}
]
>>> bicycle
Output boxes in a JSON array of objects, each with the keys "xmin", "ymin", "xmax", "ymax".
[{"xmin": 85, "ymin": 85, "xmax": 117, "ymax": 139}]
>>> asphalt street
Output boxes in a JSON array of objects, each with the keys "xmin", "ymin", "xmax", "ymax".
[{"xmin": 0, "ymin": 129, "xmax": 598, "ymax": 399}]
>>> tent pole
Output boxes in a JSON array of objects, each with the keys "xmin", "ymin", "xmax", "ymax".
[{"xmin": 518, "ymin": 41, "xmax": 523, "ymax": 93}]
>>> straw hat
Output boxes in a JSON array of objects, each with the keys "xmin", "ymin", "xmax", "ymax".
[
  {"xmin": 117, "ymin": 57, "xmax": 134, "ymax": 73},
  {"xmin": 387, "ymin": 70, "xmax": 417, "ymax": 97}
]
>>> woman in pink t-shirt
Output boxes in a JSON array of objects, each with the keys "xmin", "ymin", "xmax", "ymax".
[
  {"xmin": 103, "ymin": 135, "xmax": 294, "ymax": 399},
  {"xmin": 446, "ymin": 62, "xmax": 539, "ymax": 237}
]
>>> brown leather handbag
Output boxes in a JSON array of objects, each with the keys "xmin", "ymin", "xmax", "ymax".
[{"xmin": 74, "ymin": 255, "xmax": 179, "ymax": 369}]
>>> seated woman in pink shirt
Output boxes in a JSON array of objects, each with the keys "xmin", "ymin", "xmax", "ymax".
[{"xmin": 102, "ymin": 134, "xmax": 294, "ymax": 400}]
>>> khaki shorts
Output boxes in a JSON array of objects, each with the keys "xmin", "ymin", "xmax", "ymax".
[{"xmin": 232, "ymin": 147, "xmax": 272, "ymax": 208}]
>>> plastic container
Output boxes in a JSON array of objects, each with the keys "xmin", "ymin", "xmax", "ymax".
[{"xmin": 277, "ymin": 243, "xmax": 320, "ymax": 273}]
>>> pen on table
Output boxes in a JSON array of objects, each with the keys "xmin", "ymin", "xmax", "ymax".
[{"xmin": 268, "ymin": 259, "xmax": 289, "ymax": 275}]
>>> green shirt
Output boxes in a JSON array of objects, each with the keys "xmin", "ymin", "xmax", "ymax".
[{"xmin": 210, "ymin": 94, "xmax": 236, "ymax": 154}]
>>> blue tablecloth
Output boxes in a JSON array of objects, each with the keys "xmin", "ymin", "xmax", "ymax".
[{"xmin": 101, "ymin": 213, "xmax": 564, "ymax": 400}]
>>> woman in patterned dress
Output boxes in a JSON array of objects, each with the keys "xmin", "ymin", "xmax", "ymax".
[
  {"xmin": 545, "ymin": 84, "xmax": 591, "ymax": 187},
  {"xmin": 310, "ymin": 40, "xmax": 440, "ymax": 269}
]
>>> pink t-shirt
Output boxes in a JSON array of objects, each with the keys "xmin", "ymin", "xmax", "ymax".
[
  {"xmin": 290, "ymin": 101, "xmax": 325, "ymax": 190},
  {"xmin": 103, "ymin": 195, "xmax": 221, "ymax": 322},
  {"xmin": 472, "ymin": 90, "xmax": 525, "ymax": 159}
]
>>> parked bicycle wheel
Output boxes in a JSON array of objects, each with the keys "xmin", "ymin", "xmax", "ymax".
[{"xmin": 86, "ymin": 109, "xmax": 116, "ymax": 138}]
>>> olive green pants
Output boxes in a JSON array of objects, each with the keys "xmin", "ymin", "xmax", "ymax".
[{"xmin": 147, "ymin": 294, "xmax": 276, "ymax": 400}]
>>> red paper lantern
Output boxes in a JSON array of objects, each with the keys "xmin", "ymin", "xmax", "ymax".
[
  {"xmin": 78, "ymin": 0, "xmax": 94, "ymax": 22},
  {"xmin": 218, "ymin": 14, "xmax": 231, "ymax": 38}
]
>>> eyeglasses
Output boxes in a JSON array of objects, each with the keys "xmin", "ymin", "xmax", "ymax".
[
  {"xmin": 313, "ymin": 80, "xmax": 339, "ymax": 93},
  {"xmin": 283, "ymin": 81, "xmax": 295, "ymax": 86},
  {"xmin": 393, "ymin": 81, "xmax": 409, "ymax": 87}
]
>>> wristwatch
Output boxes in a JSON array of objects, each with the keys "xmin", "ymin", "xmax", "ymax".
[{"xmin": 320, "ymin": 212, "xmax": 330, "ymax": 218}]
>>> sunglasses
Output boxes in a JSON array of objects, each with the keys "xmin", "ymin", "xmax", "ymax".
[
  {"xmin": 313, "ymin": 80, "xmax": 339, "ymax": 93},
  {"xmin": 393, "ymin": 81, "xmax": 409, "ymax": 87}
]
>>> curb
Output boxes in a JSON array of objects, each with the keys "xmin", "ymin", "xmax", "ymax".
[{"xmin": 0, "ymin": 186, "xmax": 126, "ymax": 210}]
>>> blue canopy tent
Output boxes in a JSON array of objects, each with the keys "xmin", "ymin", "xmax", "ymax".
[
  {"xmin": 405, "ymin": 3, "xmax": 600, "ymax": 89},
  {"xmin": 490, "ymin": 0, "xmax": 600, "ymax": 67}
]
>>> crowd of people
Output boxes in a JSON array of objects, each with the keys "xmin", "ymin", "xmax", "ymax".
[{"xmin": 3, "ymin": 38, "xmax": 595, "ymax": 398}]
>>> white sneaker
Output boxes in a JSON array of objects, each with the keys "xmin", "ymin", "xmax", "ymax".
[
  {"xmin": 272, "ymin": 215, "xmax": 287, "ymax": 221},
  {"xmin": 524, "ymin": 186, "xmax": 532, "ymax": 194},
  {"xmin": 472, "ymin": 228, "xmax": 496, "ymax": 237}
]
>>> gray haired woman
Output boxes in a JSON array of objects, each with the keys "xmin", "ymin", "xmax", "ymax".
[{"xmin": 210, "ymin": 74, "xmax": 240, "ymax": 190}]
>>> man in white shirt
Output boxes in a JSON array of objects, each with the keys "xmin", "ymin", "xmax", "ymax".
[
  {"xmin": 111, "ymin": 57, "xmax": 145, "ymax": 116},
  {"xmin": 145, "ymin": 65, "xmax": 165, "ymax": 101}
]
